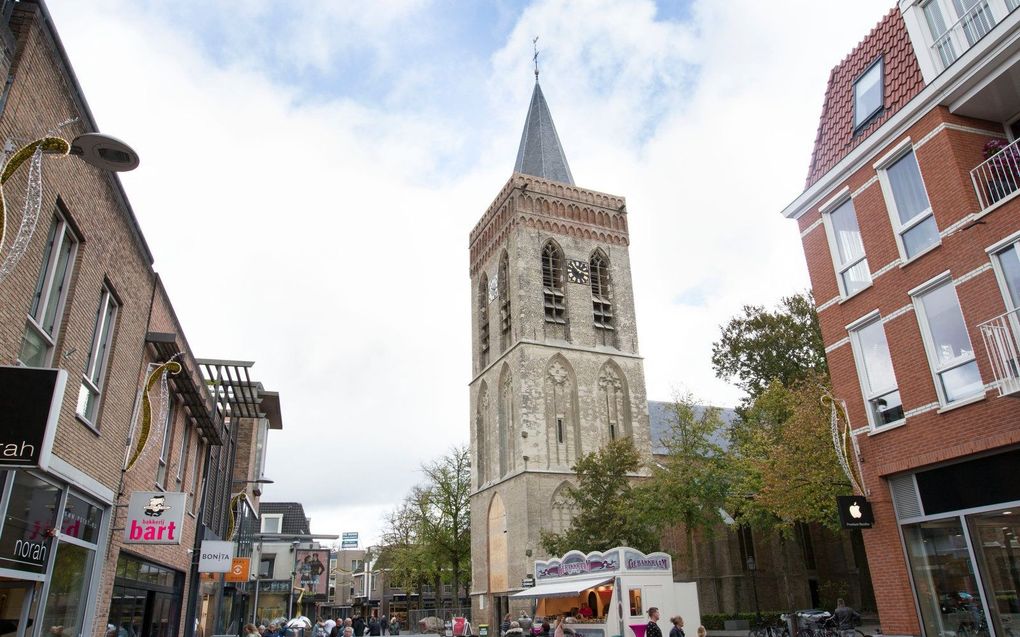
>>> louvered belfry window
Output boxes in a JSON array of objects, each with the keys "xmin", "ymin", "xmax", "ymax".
[
  {"xmin": 499, "ymin": 253, "xmax": 512, "ymax": 349},
  {"xmin": 478, "ymin": 275, "xmax": 490, "ymax": 367},
  {"xmin": 590, "ymin": 252, "xmax": 613, "ymax": 331},
  {"xmin": 542, "ymin": 242, "xmax": 566, "ymax": 323}
]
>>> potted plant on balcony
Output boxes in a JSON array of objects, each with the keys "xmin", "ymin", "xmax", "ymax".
[{"xmin": 982, "ymin": 138, "xmax": 1020, "ymax": 204}]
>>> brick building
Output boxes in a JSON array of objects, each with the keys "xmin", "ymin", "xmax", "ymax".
[
  {"xmin": 784, "ymin": 3, "xmax": 1020, "ymax": 636},
  {"xmin": 0, "ymin": 2, "xmax": 282, "ymax": 636}
]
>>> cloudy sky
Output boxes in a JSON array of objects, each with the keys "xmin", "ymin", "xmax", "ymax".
[{"xmin": 47, "ymin": 0, "xmax": 892, "ymax": 544}]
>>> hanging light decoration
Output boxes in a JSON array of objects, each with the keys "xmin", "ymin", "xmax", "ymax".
[
  {"xmin": 0, "ymin": 136, "xmax": 70, "ymax": 285},
  {"xmin": 821, "ymin": 389, "xmax": 865, "ymax": 496},
  {"xmin": 126, "ymin": 358, "xmax": 182, "ymax": 471}
]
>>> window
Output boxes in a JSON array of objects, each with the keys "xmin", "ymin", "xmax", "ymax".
[
  {"xmin": 849, "ymin": 316, "xmax": 904, "ymax": 427},
  {"xmin": 176, "ymin": 424, "xmax": 191, "ymax": 484},
  {"xmin": 556, "ymin": 416, "xmax": 564, "ymax": 444},
  {"xmin": 823, "ymin": 197, "xmax": 871, "ymax": 297},
  {"xmin": 18, "ymin": 215, "xmax": 77, "ymax": 367},
  {"xmin": 76, "ymin": 286, "xmax": 118, "ymax": 425},
  {"xmin": 478, "ymin": 274, "xmax": 490, "ymax": 368},
  {"xmin": 796, "ymin": 522, "xmax": 816, "ymax": 570},
  {"xmin": 590, "ymin": 251, "xmax": 615, "ymax": 344},
  {"xmin": 156, "ymin": 397, "xmax": 176, "ymax": 488},
  {"xmin": 542, "ymin": 242, "xmax": 566, "ymax": 324},
  {"xmin": 992, "ymin": 241, "xmax": 1020, "ymax": 308},
  {"xmin": 913, "ymin": 278, "xmax": 984, "ymax": 404},
  {"xmin": 854, "ymin": 58, "xmax": 883, "ymax": 129},
  {"xmin": 261, "ymin": 513, "xmax": 283, "ymax": 534},
  {"xmin": 188, "ymin": 441, "xmax": 201, "ymax": 512},
  {"xmin": 259, "ymin": 556, "xmax": 275, "ymax": 578},
  {"xmin": 738, "ymin": 525, "xmax": 756, "ymax": 568},
  {"xmin": 628, "ymin": 589, "xmax": 642, "ymax": 616},
  {"xmin": 879, "ymin": 148, "xmax": 940, "ymax": 260},
  {"xmin": 498, "ymin": 253, "xmax": 511, "ymax": 350}
]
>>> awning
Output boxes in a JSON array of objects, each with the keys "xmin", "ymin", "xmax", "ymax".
[{"xmin": 511, "ymin": 576, "xmax": 613, "ymax": 599}]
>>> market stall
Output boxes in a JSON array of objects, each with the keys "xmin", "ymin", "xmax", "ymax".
[{"xmin": 512, "ymin": 548, "xmax": 700, "ymax": 637}]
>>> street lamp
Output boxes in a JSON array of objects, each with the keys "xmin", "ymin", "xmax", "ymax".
[
  {"xmin": 746, "ymin": 556, "xmax": 761, "ymax": 624},
  {"xmin": 68, "ymin": 133, "xmax": 140, "ymax": 172},
  {"xmin": 233, "ymin": 478, "xmax": 274, "ymax": 497}
]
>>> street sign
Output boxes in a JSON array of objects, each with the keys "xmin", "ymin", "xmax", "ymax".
[
  {"xmin": 226, "ymin": 557, "xmax": 251, "ymax": 582},
  {"xmin": 341, "ymin": 531, "xmax": 358, "ymax": 548},
  {"xmin": 837, "ymin": 495, "xmax": 874, "ymax": 529},
  {"xmin": 521, "ymin": 575, "xmax": 535, "ymax": 588},
  {"xmin": 198, "ymin": 540, "xmax": 235, "ymax": 572}
]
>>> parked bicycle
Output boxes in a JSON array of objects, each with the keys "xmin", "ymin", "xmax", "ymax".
[{"xmin": 748, "ymin": 616, "xmax": 789, "ymax": 637}]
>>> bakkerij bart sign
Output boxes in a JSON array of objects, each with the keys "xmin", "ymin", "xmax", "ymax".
[
  {"xmin": 124, "ymin": 491, "xmax": 188, "ymax": 544},
  {"xmin": 535, "ymin": 548, "xmax": 672, "ymax": 581}
]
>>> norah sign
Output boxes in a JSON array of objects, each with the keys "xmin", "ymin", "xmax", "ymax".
[{"xmin": 0, "ymin": 366, "xmax": 66, "ymax": 470}]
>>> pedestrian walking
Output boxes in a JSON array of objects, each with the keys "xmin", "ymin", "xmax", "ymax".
[
  {"xmin": 646, "ymin": 608, "xmax": 663, "ymax": 637},
  {"xmin": 390, "ymin": 617, "xmax": 400, "ymax": 636},
  {"xmin": 353, "ymin": 616, "xmax": 366, "ymax": 637},
  {"xmin": 696, "ymin": 627, "xmax": 706, "ymax": 637},
  {"xmin": 669, "ymin": 616, "xmax": 684, "ymax": 637},
  {"xmin": 833, "ymin": 599, "xmax": 861, "ymax": 635},
  {"xmin": 245, "ymin": 625, "xmax": 260, "ymax": 637},
  {"xmin": 380, "ymin": 616, "xmax": 389, "ymax": 636},
  {"xmin": 506, "ymin": 622, "xmax": 525, "ymax": 637},
  {"xmin": 368, "ymin": 616, "xmax": 381, "ymax": 636},
  {"xmin": 502, "ymin": 614, "xmax": 512, "ymax": 637}
]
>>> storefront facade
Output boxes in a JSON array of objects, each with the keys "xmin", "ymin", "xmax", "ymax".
[
  {"xmin": 0, "ymin": 469, "xmax": 109, "ymax": 637},
  {"xmin": 891, "ymin": 449, "xmax": 1020, "ymax": 637}
]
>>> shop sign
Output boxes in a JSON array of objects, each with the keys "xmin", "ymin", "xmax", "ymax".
[
  {"xmin": 0, "ymin": 473, "xmax": 61, "ymax": 575},
  {"xmin": 0, "ymin": 366, "xmax": 66, "ymax": 470},
  {"xmin": 123, "ymin": 492, "xmax": 187, "ymax": 544},
  {"xmin": 837, "ymin": 495, "xmax": 874, "ymax": 529},
  {"xmin": 225, "ymin": 557, "xmax": 251, "ymax": 582},
  {"xmin": 198, "ymin": 540, "xmax": 235, "ymax": 572},
  {"xmin": 341, "ymin": 531, "xmax": 358, "ymax": 549},
  {"xmin": 536, "ymin": 549, "xmax": 620, "ymax": 580},
  {"xmin": 622, "ymin": 548, "xmax": 672, "ymax": 572}
]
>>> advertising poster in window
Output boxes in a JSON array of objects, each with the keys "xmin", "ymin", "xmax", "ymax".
[
  {"xmin": 294, "ymin": 549, "xmax": 329, "ymax": 595},
  {"xmin": 123, "ymin": 492, "xmax": 187, "ymax": 544}
]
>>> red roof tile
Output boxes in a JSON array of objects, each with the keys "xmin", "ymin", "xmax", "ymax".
[{"xmin": 805, "ymin": 7, "xmax": 926, "ymax": 188}]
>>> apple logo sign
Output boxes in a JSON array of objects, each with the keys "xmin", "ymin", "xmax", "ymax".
[{"xmin": 849, "ymin": 501, "xmax": 863, "ymax": 519}]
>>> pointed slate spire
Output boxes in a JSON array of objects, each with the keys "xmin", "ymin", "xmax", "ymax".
[{"xmin": 513, "ymin": 81, "xmax": 575, "ymax": 185}]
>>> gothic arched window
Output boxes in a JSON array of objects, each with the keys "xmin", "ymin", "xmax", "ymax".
[
  {"xmin": 551, "ymin": 482, "xmax": 577, "ymax": 534},
  {"xmin": 598, "ymin": 362, "xmax": 632, "ymax": 441},
  {"xmin": 478, "ymin": 274, "xmax": 490, "ymax": 369},
  {"xmin": 544, "ymin": 355, "xmax": 580, "ymax": 468},
  {"xmin": 498, "ymin": 365, "xmax": 514, "ymax": 477},
  {"xmin": 542, "ymin": 241, "xmax": 566, "ymax": 325},
  {"xmin": 590, "ymin": 250, "xmax": 615, "ymax": 346},
  {"xmin": 475, "ymin": 383, "xmax": 489, "ymax": 486},
  {"xmin": 498, "ymin": 253, "xmax": 512, "ymax": 351}
]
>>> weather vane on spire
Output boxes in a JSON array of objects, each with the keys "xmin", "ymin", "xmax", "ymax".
[{"xmin": 533, "ymin": 36, "xmax": 540, "ymax": 80}]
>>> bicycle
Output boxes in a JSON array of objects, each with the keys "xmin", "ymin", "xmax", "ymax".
[{"xmin": 748, "ymin": 617, "xmax": 789, "ymax": 637}]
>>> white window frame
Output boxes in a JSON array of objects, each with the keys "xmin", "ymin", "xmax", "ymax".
[
  {"xmin": 847, "ymin": 311, "xmax": 905, "ymax": 430},
  {"xmin": 175, "ymin": 420, "xmax": 191, "ymax": 485},
  {"xmin": 987, "ymin": 230, "xmax": 1020, "ymax": 309},
  {"xmin": 261, "ymin": 513, "xmax": 283, "ymax": 534},
  {"xmin": 821, "ymin": 188, "xmax": 872, "ymax": 299},
  {"xmin": 76, "ymin": 285, "xmax": 118, "ymax": 427},
  {"xmin": 875, "ymin": 140, "xmax": 940, "ymax": 263},
  {"xmin": 19, "ymin": 213, "xmax": 78, "ymax": 367},
  {"xmin": 156, "ymin": 396, "xmax": 177, "ymax": 489},
  {"xmin": 909, "ymin": 272, "xmax": 984, "ymax": 406},
  {"xmin": 854, "ymin": 56, "xmax": 884, "ymax": 130}
]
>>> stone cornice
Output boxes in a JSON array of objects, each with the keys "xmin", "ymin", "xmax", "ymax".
[{"xmin": 469, "ymin": 173, "xmax": 629, "ymax": 276}]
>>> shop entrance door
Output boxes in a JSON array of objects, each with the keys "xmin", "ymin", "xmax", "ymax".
[
  {"xmin": 0, "ymin": 581, "xmax": 40, "ymax": 637},
  {"xmin": 968, "ymin": 508, "xmax": 1020, "ymax": 637}
]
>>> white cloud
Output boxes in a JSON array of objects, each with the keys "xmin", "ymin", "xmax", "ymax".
[{"xmin": 46, "ymin": 0, "xmax": 893, "ymax": 544}]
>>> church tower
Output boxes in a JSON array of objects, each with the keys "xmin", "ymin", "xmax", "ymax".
[{"xmin": 468, "ymin": 76, "xmax": 652, "ymax": 624}]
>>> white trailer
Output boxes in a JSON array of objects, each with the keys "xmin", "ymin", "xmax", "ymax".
[{"xmin": 511, "ymin": 547, "xmax": 700, "ymax": 637}]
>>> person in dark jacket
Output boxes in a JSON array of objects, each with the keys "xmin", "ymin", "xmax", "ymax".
[
  {"xmin": 368, "ymin": 617, "xmax": 381, "ymax": 637},
  {"xmin": 833, "ymin": 600, "xmax": 861, "ymax": 633},
  {"xmin": 380, "ymin": 617, "xmax": 389, "ymax": 637},
  {"xmin": 669, "ymin": 616, "xmax": 685, "ymax": 637},
  {"xmin": 646, "ymin": 608, "xmax": 662, "ymax": 637},
  {"xmin": 352, "ymin": 617, "xmax": 366, "ymax": 637}
]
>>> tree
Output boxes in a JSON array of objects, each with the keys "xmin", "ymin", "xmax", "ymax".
[
  {"xmin": 378, "ymin": 496, "xmax": 440, "ymax": 598},
  {"xmin": 711, "ymin": 292, "xmax": 827, "ymax": 407},
  {"xmin": 414, "ymin": 445, "xmax": 472, "ymax": 602},
  {"xmin": 728, "ymin": 374, "xmax": 850, "ymax": 532},
  {"xmin": 540, "ymin": 438, "xmax": 659, "ymax": 555},
  {"xmin": 635, "ymin": 393, "xmax": 731, "ymax": 567}
]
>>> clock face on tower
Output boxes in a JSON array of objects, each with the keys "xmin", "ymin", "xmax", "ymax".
[{"xmin": 566, "ymin": 260, "xmax": 590, "ymax": 284}]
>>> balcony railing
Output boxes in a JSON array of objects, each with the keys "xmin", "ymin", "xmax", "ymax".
[
  {"xmin": 971, "ymin": 137, "xmax": 1020, "ymax": 211},
  {"xmin": 930, "ymin": 0, "xmax": 1019, "ymax": 71},
  {"xmin": 978, "ymin": 307, "xmax": 1020, "ymax": 396}
]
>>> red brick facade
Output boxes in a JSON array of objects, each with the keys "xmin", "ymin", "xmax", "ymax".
[{"xmin": 791, "ymin": 6, "xmax": 1020, "ymax": 635}]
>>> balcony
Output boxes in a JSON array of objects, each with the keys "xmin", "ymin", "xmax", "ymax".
[
  {"xmin": 928, "ymin": 0, "xmax": 1020, "ymax": 72},
  {"xmin": 971, "ymin": 136, "xmax": 1020, "ymax": 211},
  {"xmin": 978, "ymin": 307, "xmax": 1020, "ymax": 396}
]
